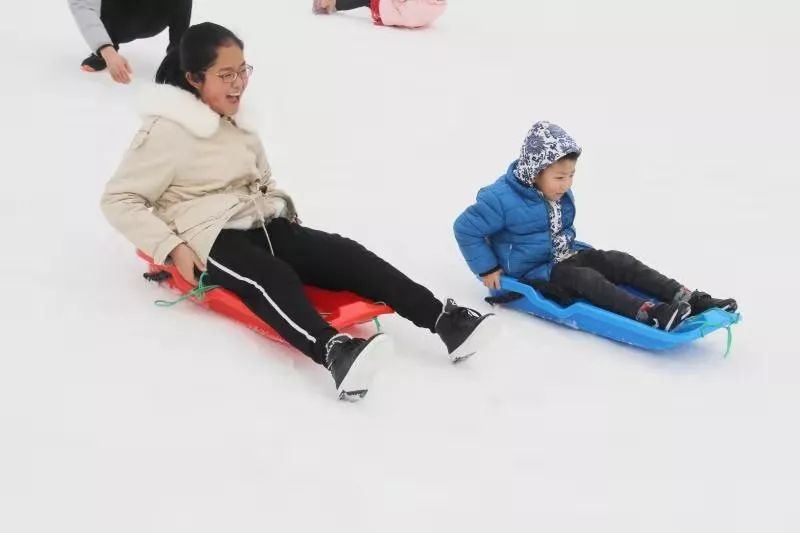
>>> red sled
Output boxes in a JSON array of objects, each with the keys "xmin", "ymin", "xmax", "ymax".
[{"xmin": 136, "ymin": 250, "xmax": 394, "ymax": 344}]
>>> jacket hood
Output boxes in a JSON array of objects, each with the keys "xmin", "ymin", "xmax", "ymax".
[
  {"xmin": 136, "ymin": 83, "xmax": 259, "ymax": 138},
  {"xmin": 513, "ymin": 121, "xmax": 581, "ymax": 187}
]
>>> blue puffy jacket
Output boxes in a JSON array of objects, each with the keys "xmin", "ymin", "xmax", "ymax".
[{"xmin": 454, "ymin": 161, "xmax": 588, "ymax": 281}]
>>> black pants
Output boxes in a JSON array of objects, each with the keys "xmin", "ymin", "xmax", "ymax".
[
  {"xmin": 101, "ymin": 0, "xmax": 192, "ymax": 50},
  {"xmin": 206, "ymin": 218, "xmax": 442, "ymax": 364},
  {"xmin": 335, "ymin": 0, "xmax": 371, "ymax": 11},
  {"xmin": 549, "ymin": 250, "xmax": 683, "ymax": 318}
]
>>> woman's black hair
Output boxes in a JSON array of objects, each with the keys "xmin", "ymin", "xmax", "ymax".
[{"xmin": 155, "ymin": 22, "xmax": 244, "ymax": 96}]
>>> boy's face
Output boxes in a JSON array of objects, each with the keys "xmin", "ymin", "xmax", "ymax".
[{"xmin": 535, "ymin": 158, "xmax": 576, "ymax": 201}]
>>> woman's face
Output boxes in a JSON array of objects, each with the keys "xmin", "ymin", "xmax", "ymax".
[{"xmin": 191, "ymin": 45, "xmax": 250, "ymax": 117}]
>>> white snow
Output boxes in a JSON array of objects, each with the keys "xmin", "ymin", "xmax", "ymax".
[{"xmin": 0, "ymin": 1, "xmax": 798, "ymax": 532}]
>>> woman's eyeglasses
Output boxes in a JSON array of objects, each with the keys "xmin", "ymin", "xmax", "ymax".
[{"xmin": 216, "ymin": 64, "xmax": 254, "ymax": 84}]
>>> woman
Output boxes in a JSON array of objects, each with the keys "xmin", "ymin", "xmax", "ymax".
[
  {"xmin": 101, "ymin": 23, "xmax": 496, "ymax": 401},
  {"xmin": 68, "ymin": 0, "xmax": 192, "ymax": 84}
]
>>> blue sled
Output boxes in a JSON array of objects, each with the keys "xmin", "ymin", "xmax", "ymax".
[{"xmin": 493, "ymin": 276, "xmax": 741, "ymax": 351}]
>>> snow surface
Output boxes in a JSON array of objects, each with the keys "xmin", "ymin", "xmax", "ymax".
[{"xmin": 1, "ymin": 1, "xmax": 799, "ymax": 532}]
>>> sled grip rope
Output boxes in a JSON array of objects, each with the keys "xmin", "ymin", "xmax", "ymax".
[
  {"xmin": 153, "ymin": 271, "xmax": 220, "ymax": 307},
  {"xmin": 694, "ymin": 312, "xmax": 741, "ymax": 358}
]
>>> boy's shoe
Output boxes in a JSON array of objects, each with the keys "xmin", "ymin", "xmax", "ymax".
[
  {"xmin": 638, "ymin": 301, "xmax": 692, "ymax": 332},
  {"xmin": 435, "ymin": 299, "xmax": 498, "ymax": 363},
  {"xmin": 313, "ymin": 0, "xmax": 337, "ymax": 14},
  {"xmin": 326, "ymin": 333, "xmax": 391, "ymax": 401},
  {"xmin": 81, "ymin": 53, "xmax": 107, "ymax": 72},
  {"xmin": 686, "ymin": 291, "xmax": 738, "ymax": 316}
]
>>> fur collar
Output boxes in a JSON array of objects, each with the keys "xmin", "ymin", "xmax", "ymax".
[{"xmin": 136, "ymin": 83, "xmax": 259, "ymax": 138}]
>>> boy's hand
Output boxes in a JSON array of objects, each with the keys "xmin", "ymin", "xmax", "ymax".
[{"xmin": 481, "ymin": 270, "xmax": 502, "ymax": 290}]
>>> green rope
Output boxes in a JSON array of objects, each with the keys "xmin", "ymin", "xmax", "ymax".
[
  {"xmin": 723, "ymin": 325, "xmax": 734, "ymax": 358},
  {"xmin": 373, "ymin": 317, "xmax": 382, "ymax": 333},
  {"xmin": 693, "ymin": 313, "xmax": 741, "ymax": 358},
  {"xmin": 154, "ymin": 272, "xmax": 220, "ymax": 307}
]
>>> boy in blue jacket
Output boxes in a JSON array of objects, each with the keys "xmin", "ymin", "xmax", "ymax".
[{"xmin": 453, "ymin": 121, "xmax": 737, "ymax": 332}]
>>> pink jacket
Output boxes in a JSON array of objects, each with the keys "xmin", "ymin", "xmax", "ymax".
[{"xmin": 371, "ymin": 0, "xmax": 447, "ymax": 28}]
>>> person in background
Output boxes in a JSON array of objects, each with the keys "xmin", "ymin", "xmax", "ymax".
[
  {"xmin": 313, "ymin": 0, "xmax": 447, "ymax": 28},
  {"xmin": 68, "ymin": 0, "xmax": 192, "ymax": 84}
]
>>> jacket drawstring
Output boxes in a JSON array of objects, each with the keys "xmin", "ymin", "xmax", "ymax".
[{"xmin": 242, "ymin": 179, "xmax": 276, "ymax": 256}]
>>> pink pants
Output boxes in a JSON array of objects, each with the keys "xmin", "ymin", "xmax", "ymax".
[{"xmin": 370, "ymin": 0, "xmax": 447, "ymax": 28}]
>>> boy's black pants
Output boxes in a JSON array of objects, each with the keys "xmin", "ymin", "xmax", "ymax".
[{"xmin": 549, "ymin": 249, "xmax": 683, "ymax": 318}]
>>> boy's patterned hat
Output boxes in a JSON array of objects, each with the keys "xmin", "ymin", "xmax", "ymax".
[{"xmin": 514, "ymin": 121, "xmax": 581, "ymax": 187}]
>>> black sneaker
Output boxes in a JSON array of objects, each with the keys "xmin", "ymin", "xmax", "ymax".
[
  {"xmin": 687, "ymin": 291, "xmax": 738, "ymax": 316},
  {"xmin": 639, "ymin": 301, "xmax": 692, "ymax": 332},
  {"xmin": 325, "ymin": 333, "xmax": 390, "ymax": 401},
  {"xmin": 435, "ymin": 299, "xmax": 498, "ymax": 363},
  {"xmin": 81, "ymin": 53, "xmax": 107, "ymax": 72}
]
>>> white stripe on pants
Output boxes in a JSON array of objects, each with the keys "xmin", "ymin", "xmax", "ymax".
[{"xmin": 207, "ymin": 256, "xmax": 317, "ymax": 343}]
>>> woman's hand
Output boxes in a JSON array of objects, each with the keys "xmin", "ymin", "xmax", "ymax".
[
  {"xmin": 100, "ymin": 47, "xmax": 133, "ymax": 84},
  {"xmin": 170, "ymin": 243, "xmax": 206, "ymax": 286},
  {"xmin": 481, "ymin": 269, "xmax": 503, "ymax": 290}
]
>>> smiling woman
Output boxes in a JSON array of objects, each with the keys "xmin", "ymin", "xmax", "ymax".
[
  {"xmin": 154, "ymin": 23, "xmax": 249, "ymax": 117},
  {"xmin": 100, "ymin": 22, "xmax": 498, "ymax": 401}
]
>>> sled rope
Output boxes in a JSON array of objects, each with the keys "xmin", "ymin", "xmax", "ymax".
[
  {"xmin": 373, "ymin": 317, "xmax": 383, "ymax": 332},
  {"xmin": 155, "ymin": 272, "xmax": 220, "ymax": 307},
  {"xmin": 695, "ymin": 313, "xmax": 740, "ymax": 357}
]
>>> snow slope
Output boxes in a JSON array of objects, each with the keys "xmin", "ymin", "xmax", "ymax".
[{"xmin": 0, "ymin": 1, "xmax": 798, "ymax": 531}]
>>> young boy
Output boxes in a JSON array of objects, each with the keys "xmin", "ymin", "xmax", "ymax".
[{"xmin": 453, "ymin": 121, "xmax": 737, "ymax": 332}]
